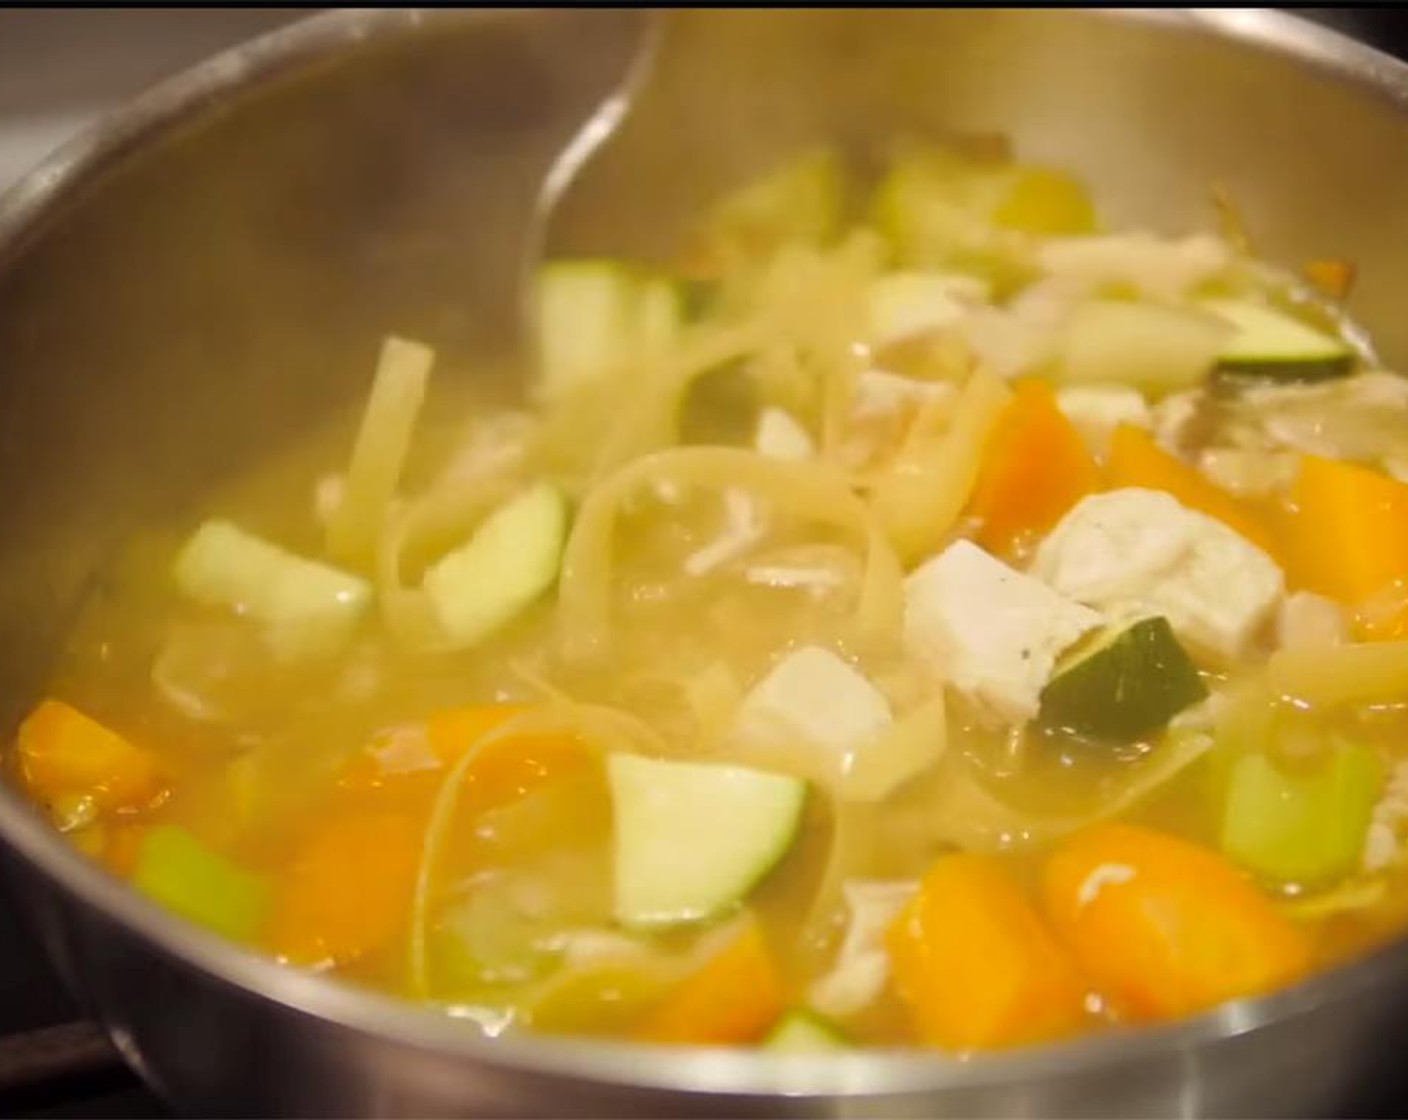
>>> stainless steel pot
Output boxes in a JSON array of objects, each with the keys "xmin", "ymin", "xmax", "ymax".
[{"xmin": 2, "ymin": 9, "xmax": 1408, "ymax": 1117}]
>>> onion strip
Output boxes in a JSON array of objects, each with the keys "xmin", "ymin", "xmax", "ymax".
[
  {"xmin": 326, "ymin": 336, "xmax": 434, "ymax": 567},
  {"xmin": 556, "ymin": 447, "xmax": 905, "ymax": 659}
]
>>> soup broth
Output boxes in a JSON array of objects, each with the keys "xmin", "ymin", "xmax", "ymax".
[{"xmin": 15, "ymin": 142, "xmax": 1408, "ymax": 1052}]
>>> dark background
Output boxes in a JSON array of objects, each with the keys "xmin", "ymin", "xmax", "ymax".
[{"xmin": 0, "ymin": 7, "xmax": 1407, "ymax": 1118}]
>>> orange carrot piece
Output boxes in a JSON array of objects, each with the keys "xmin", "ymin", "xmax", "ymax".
[
  {"xmin": 636, "ymin": 916, "xmax": 785, "ymax": 1045},
  {"xmin": 267, "ymin": 810, "xmax": 423, "ymax": 969},
  {"xmin": 1105, "ymin": 424, "xmax": 1279, "ymax": 557},
  {"xmin": 338, "ymin": 704, "xmax": 589, "ymax": 814},
  {"xmin": 1043, "ymin": 823, "xmax": 1311, "ymax": 1023},
  {"xmin": 1288, "ymin": 456, "xmax": 1408, "ymax": 640},
  {"xmin": 101, "ymin": 821, "xmax": 148, "ymax": 878},
  {"xmin": 17, "ymin": 700, "xmax": 163, "ymax": 813},
  {"xmin": 886, "ymin": 853, "xmax": 1090, "ymax": 1051},
  {"xmin": 968, "ymin": 380, "xmax": 1099, "ymax": 555}
]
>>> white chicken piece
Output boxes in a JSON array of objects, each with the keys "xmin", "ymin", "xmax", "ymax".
[
  {"xmin": 808, "ymin": 880, "xmax": 918, "ymax": 1020},
  {"xmin": 1031, "ymin": 488, "xmax": 1284, "ymax": 661},
  {"xmin": 735, "ymin": 645, "xmax": 894, "ymax": 773},
  {"xmin": 903, "ymin": 540, "xmax": 1102, "ymax": 721},
  {"xmin": 754, "ymin": 407, "xmax": 815, "ymax": 461},
  {"xmin": 1055, "ymin": 384, "xmax": 1151, "ymax": 454},
  {"xmin": 1276, "ymin": 591, "xmax": 1347, "ymax": 652}
]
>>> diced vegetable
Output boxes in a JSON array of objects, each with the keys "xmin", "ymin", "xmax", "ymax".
[
  {"xmin": 1202, "ymin": 298, "xmax": 1354, "ymax": 383},
  {"xmin": 1301, "ymin": 259, "xmax": 1356, "ymax": 302},
  {"xmin": 1288, "ymin": 455, "xmax": 1408, "ymax": 626},
  {"xmin": 886, "ymin": 853, "xmax": 1089, "ymax": 1051},
  {"xmin": 754, "ymin": 407, "xmax": 815, "ymax": 461},
  {"xmin": 636, "ymin": 915, "xmax": 785, "ymax": 1045},
  {"xmin": 1039, "ymin": 616, "xmax": 1207, "ymax": 744},
  {"xmin": 17, "ymin": 700, "xmax": 163, "ymax": 814},
  {"xmin": 607, "ymin": 752, "xmax": 806, "ymax": 928},
  {"xmin": 1043, "ymin": 824, "xmax": 1311, "ymax": 1022},
  {"xmin": 422, "ymin": 482, "xmax": 568, "ymax": 650},
  {"xmin": 1058, "ymin": 301, "xmax": 1230, "ymax": 396},
  {"xmin": 1105, "ymin": 424, "xmax": 1279, "ymax": 557},
  {"xmin": 764, "ymin": 1009, "xmax": 849, "ymax": 1052},
  {"xmin": 992, "ymin": 166, "xmax": 1097, "ymax": 236},
  {"xmin": 870, "ymin": 146, "xmax": 1032, "ymax": 286},
  {"xmin": 1038, "ymin": 233, "xmax": 1231, "ymax": 303},
  {"xmin": 1221, "ymin": 742, "xmax": 1382, "ymax": 885},
  {"xmin": 338, "ymin": 704, "xmax": 527, "ymax": 796},
  {"xmin": 174, "ymin": 520, "xmax": 372, "ymax": 661},
  {"xmin": 132, "ymin": 826, "xmax": 268, "ymax": 942},
  {"xmin": 325, "ymin": 335, "xmax": 433, "ymax": 566},
  {"xmin": 687, "ymin": 150, "xmax": 839, "ymax": 274},
  {"xmin": 535, "ymin": 262, "xmax": 683, "ymax": 401},
  {"xmin": 865, "ymin": 271, "xmax": 979, "ymax": 348},
  {"xmin": 267, "ymin": 810, "xmax": 422, "ymax": 967},
  {"xmin": 966, "ymin": 379, "xmax": 1099, "ymax": 556}
]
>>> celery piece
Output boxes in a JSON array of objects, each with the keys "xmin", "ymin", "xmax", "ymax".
[
  {"xmin": 1221, "ymin": 741, "xmax": 1382, "ymax": 885},
  {"xmin": 132, "ymin": 825, "xmax": 269, "ymax": 942}
]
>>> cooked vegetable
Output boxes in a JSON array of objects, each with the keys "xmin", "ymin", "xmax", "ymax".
[
  {"xmin": 1221, "ymin": 741, "xmax": 1381, "ymax": 885},
  {"xmin": 422, "ymin": 482, "xmax": 568, "ymax": 650},
  {"xmin": 268, "ymin": 810, "xmax": 422, "ymax": 967},
  {"xmin": 887, "ymin": 853, "xmax": 1089, "ymax": 1051},
  {"xmin": 1043, "ymin": 824, "xmax": 1311, "ymax": 1021},
  {"xmin": 764, "ymin": 1009, "xmax": 849, "ymax": 1052},
  {"xmin": 1039, "ymin": 616, "xmax": 1207, "ymax": 744},
  {"xmin": 991, "ymin": 166, "xmax": 1098, "ymax": 236},
  {"xmin": 636, "ymin": 916, "xmax": 785, "ymax": 1045},
  {"xmin": 1288, "ymin": 455, "xmax": 1408, "ymax": 620},
  {"xmin": 17, "ymin": 700, "xmax": 163, "ymax": 814},
  {"xmin": 1105, "ymin": 424, "xmax": 1279, "ymax": 557},
  {"xmin": 967, "ymin": 379, "xmax": 1098, "ymax": 556},
  {"xmin": 1058, "ymin": 301, "xmax": 1230, "ymax": 395},
  {"xmin": 133, "ymin": 826, "xmax": 268, "ymax": 941},
  {"xmin": 1202, "ymin": 298, "xmax": 1354, "ymax": 383},
  {"xmin": 174, "ymin": 520, "xmax": 372, "ymax": 661},
  {"xmin": 693, "ymin": 149, "xmax": 843, "ymax": 269},
  {"xmin": 607, "ymin": 752, "xmax": 806, "ymax": 928},
  {"xmin": 535, "ymin": 262, "xmax": 682, "ymax": 401}
]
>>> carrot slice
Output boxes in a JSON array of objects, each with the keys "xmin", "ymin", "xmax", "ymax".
[
  {"xmin": 636, "ymin": 916, "xmax": 785, "ymax": 1045},
  {"xmin": 1105, "ymin": 424, "xmax": 1278, "ymax": 557},
  {"xmin": 968, "ymin": 380, "xmax": 1099, "ymax": 555},
  {"xmin": 267, "ymin": 810, "xmax": 423, "ymax": 968},
  {"xmin": 17, "ymin": 700, "xmax": 163, "ymax": 813},
  {"xmin": 1288, "ymin": 455, "xmax": 1408, "ymax": 641},
  {"xmin": 886, "ymin": 853, "xmax": 1090, "ymax": 1051},
  {"xmin": 338, "ymin": 704, "xmax": 589, "ymax": 814},
  {"xmin": 1043, "ymin": 823, "xmax": 1311, "ymax": 1022}
]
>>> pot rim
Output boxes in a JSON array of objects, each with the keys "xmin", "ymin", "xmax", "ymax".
[{"xmin": 2, "ymin": 4, "xmax": 1407, "ymax": 1099}]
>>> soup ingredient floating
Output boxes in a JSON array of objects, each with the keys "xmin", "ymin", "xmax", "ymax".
[{"xmin": 14, "ymin": 137, "xmax": 1408, "ymax": 1056}]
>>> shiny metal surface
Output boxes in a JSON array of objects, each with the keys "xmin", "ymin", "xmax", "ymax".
[{"xmin": 2, "ymin": 8, "xmax": 1408, "ymax": 1117}]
